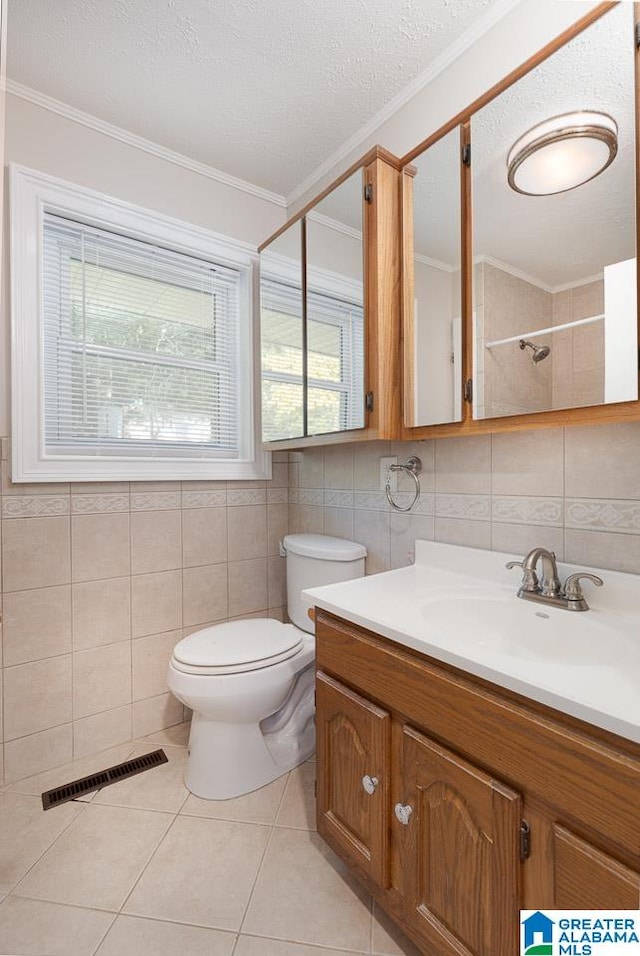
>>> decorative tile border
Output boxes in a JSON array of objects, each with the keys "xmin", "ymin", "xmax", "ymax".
[
  {"xmin": 324, "ymin": 490, "xmax": 354, "ymax": 509},
  {"xmin": 130, "ymin": 492, "xmax": 181, "ymax": 511},
  {"xmin": 71, "ymin": 494, "xmax": 130, "ymax": 514},
  {"xmin": 181, "ymin": 490, "xmax": 227, "ymax": 509},
  {"xmin": 565, "ymin": 498, "xmax": 640, "ymax": 534},
  {"xmin": 298, "ymin": 489, "xmax": 324, "ymax": 507},
  {"xmin": 435, "ymin": 494, "xmax": 491, "ymax": 521},
  {"xmin": 267, "ymin": 488, "xmax": 288, "ymax": 504},
  {"xmin": 393, "ymin": 492, "xmax": 435, "ymax": 516},
  {"xmin": 354, "ymin": 491, "xmax": 390, "ymax": 512},
  {"xmin": 226, "ymin": 488, "xmax": 267, "ymax": 506},
  {"xmin": 2, "ymin": 495, "xmax": 70, "ymax": 518},
  {"xmin": 492, "ymin": 496, "xmax": 563, "ymax": 527}
]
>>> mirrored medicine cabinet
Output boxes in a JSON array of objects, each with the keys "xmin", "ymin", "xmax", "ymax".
[
  {"xmin": 259, "ymin": 147, "xmax": 404, "ymax": 449},
  {"xmin": 402, "ymin": 0, "xmax": 640, "ymax": 440},
  {"xmin": 259, "ymin": 2, "xmax": 640, "ymax": 450}
]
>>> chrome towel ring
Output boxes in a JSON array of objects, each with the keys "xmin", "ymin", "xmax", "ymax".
[{"xmin": 385, "ymin": 456, "xmax": 422, "ymax": 512}]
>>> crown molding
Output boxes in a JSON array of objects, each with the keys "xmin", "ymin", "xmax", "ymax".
[
  {"xmin": 285, "ymin": 0, "xmax": 523, "ymax": 208},
  {"xmin": 550, "ymin": 271, "xmax": 605, "ymax": 294},
  {"xmin": 476, "ymin": 253, "xmax": 553, "ymax": 293},
  {"xmin": 306, "ymin": 209, "xmax": 362, "ymax": 242},
  {"xmin": 476, "ymin": 254, "xmax": 603, "ymax": 295},
  {"xmin": 6, "ymin": 79, "xmax": 287, "ymax": 209},
  {"xmin": 414, "ymin": 252, "xmax": 456, "ymax": 274}
]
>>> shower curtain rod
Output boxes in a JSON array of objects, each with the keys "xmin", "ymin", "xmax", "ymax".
[{"xmin": 484, "ymin": 313, "xmax": 604, "ymax": 350}]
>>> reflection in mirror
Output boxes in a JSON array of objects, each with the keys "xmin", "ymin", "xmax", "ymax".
[
  {"xmin": 305, "ymin": 170, "xmax": 365, "ymax": 436},
  {"xmin": 260, "ymin": 221, "xmax": 304, "ymax": 441},
  {"xmin": 405, "ymin": 128, "xmax": 462, "ymax": 427},
  {"xmin": 472, "ymin": 3, "xmax": 637, "ymax": 420}
]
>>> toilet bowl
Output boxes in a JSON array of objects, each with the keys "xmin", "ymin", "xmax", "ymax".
[{"xmin": 167, "ymin": 533, "xmax": 366, "ymax": 800}]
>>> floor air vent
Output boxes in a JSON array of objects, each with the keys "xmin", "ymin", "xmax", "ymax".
[{"xmin": 41, "ymin": 749, "xmax": 168, "ymax": 810}]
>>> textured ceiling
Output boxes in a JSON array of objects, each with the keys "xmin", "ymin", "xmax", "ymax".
[
  {"xmin": 413, "ymin": 2, "xmax": 634, "ymax": 288},
  {"xmin": 7, "ymin": 0, "xmax": 496, "ymax": 196}
]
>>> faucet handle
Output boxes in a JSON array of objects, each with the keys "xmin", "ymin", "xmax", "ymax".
[
  {"xmin": 563, "ymin": 572, "xmax": 604, "ymax": 602},
  {"xmin": 506, "ymin": 560, "xmax": 538, "ymax": 593}
]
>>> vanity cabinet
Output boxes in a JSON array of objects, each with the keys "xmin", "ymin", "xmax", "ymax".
[
  {"xmin": 315, "ymin": 610, "xmax": 640, "ymax": 955},
  {"xmin": 316, "ymin": 672, "xmax": 390, "ymax": 886}
]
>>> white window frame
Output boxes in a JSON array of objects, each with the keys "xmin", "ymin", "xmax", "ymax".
[{"xmin": 10, "ymin": 164, "xmax": 271, "ymax": 481}]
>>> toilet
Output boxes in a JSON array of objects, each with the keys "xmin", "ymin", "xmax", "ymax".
[{"xmin": 167, "ymin": 533, "xmax": 366, "ymax": 799}]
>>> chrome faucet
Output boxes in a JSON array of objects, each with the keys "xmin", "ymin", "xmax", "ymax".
[{"xmin": 506, "ymin": 547, "xmax": 603, "ymax": 611}]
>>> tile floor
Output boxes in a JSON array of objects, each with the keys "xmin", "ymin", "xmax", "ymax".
[{"xmin": 0, "ymin": 723, "xmax": 420, "ymax": 955}]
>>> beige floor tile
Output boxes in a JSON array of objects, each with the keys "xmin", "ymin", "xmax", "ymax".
[
  {"xmin": 372, "ymin": 902, "xmax": 421, "ymax": 955},
  {"xmin": 0, "ymin": 896, "xmax": 114, "ymax": 956},
  {"xmin": 144, "ymin": 721, "xmax": 191, "ymax": 747},
  {"xmin": 242, "ymin": 828, "xmax": 371, "ymax": 952},
  {"xmin": 123, "ymin": 816, "xmax": 270, "ymax": 930},
  {"xmin": 95, "ymin": 914, "xmax": 236, "ymax": 956},
  {"xmin": 7, "ymin": 742, "xmax": 137, "ymax": 797},
  {"xmin": 235, "ymin": 937, "xmax": 356, "ymax": 956},
  {"xmin": 0, "ymin": 793, "xmax": 83, "ymax": 895},
  {"xmin": 275, "ymin": 762, "xmax": 316, "ymax": 831},
  {"xmin": 15, "ymin": 803, "xmax": 173, "ymax": 911},
  {"xmin": 181, "ymin": 774, "xmax": 287, "ymax": 825},
  {"xmin": 93, "ymin": 744, "xmax": 189, "ymax": 813}
]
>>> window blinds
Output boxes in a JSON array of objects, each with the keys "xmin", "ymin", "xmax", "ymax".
[
  {"xmin": 42, "ymin": 213, "xmax": 242, "ymax": 459},
  {"xmin": 260, "ymin": 275, "xmax": 364, "ymax": 440}
]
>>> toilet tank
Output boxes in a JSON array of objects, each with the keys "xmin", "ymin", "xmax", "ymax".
[{"xmin": 283, "ymin": 533, "xmax": 366, "ymax": 634}]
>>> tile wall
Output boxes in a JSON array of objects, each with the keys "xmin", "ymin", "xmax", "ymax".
[
  {"xmin": 288, "ymin": 422, "xmax": 640, "ymax": 578},
  {"xmin": 4, "ymin": 418, "xmax": 640, "ymax": 787},
  {"xmin": 0, "ymin": 444, "xmax": 289, "ymax": 785}
]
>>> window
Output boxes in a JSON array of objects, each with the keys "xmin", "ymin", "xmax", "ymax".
[
  {"xmin": 261, "ymin": 274, "xmax": 364, "ymax": 441},
  {"xmin": 11, "ymin": 165, "xmax": 270, "ymax": 481}
]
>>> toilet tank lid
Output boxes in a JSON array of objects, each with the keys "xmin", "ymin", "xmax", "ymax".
[
  {"xmin": 174, "ymin": 619, "xmax": 303, "ymax": 668},
  {"xmin": 283, "ymin": 533, "xmax": 367, "ymax": 561}
]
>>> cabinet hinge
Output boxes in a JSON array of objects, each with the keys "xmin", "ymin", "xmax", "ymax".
[
  {"xmin": 463, "ymin": 378, "xmax": 473, "ymax": 404},
  {"xmin": 462, "ymin": 143, "xmax": 471, "ymax": 167},
  {"xmin": 365, "ymin": 391, "xmax": 374, "ymax": 412},
  {"xmin": 364, "ymin": 183, "xmax": 374, "ymax": 203},
  {"xmin": 519, "ymin": 820, "xmax": 531, "ymax": 861},
  {"xmin": 635, "ymin": 21, "xmax": 640, "ymax": 49}
]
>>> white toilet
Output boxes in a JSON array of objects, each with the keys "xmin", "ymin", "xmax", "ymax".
[{"xmin": 167, "ymin": 533, "xmax": 366, "ymax": 799}]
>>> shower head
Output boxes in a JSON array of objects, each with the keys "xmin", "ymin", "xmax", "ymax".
[{"xmin": 519, "ymin": 339, "xmax": 551, "ymax": 364}]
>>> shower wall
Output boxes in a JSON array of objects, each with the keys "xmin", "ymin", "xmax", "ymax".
[
  {"xmin": 551, "ymin": 280, "xmax": 605, "ymax": 409},
  {"xmin": 475, "ymin": 262, "xmax": 552, "ymax": 418},
  {"xmin": 475, "ymin": 262, "xmax": 604, "ymax": 418}
]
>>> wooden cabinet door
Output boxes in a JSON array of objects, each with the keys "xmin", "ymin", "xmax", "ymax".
[
  {"xmin": 316, "ymin": 671, "xmax": 391, "ymax": 887},
  {"xmin": 525, "ymin": 811, "xmax": 640, "ymax": 909},
  {"xmin": 400, "ymin": 724, "xmax": 522, "ymax": 956}
]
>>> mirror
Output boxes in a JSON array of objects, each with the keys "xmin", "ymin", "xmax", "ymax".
[
  {"xmin": 404, "ymin": 128, "xmax": 462, "ymax": 427},
  {"xmin": 305, "ymin": 170, "xmax": 365, "ymax": 436},
  {"xmin": 260, "ymin": 168, "xmax": 366, "ymax": 443},
  {"xmin": 472, "ymin": 3, "xmax": 637, "ymax": 419},
  {"xmin": 260, "ymin": 221, "xmax": 304, "ymax": 441}
]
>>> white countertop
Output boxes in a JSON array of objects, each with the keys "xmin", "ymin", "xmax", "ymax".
[{"xmin": 304, "ymin": 541, "xmax": 640, "ymax": 744}]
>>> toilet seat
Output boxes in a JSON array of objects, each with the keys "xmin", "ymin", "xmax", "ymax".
[{"xmin": 171, "ymin": 619, "xmax": 305, "ymax": 676}]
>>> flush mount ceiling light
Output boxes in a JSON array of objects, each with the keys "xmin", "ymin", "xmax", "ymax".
[{"xmin": 507, "ymin": 111, "xmax": 618, "ymax": 196}]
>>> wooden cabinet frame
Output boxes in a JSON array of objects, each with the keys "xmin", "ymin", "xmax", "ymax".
[
  {"xmin": 258, "ymin": 146, "xmax": 403, "ymax": 451},
  {"xmin": 401, "ymin": 0, "xmax": 640, "ymax": 440}
]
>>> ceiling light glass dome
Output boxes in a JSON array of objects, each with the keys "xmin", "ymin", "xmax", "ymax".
[{"xmin": 507, "ymin": 111, "xmax": 618, "ymax": 196}]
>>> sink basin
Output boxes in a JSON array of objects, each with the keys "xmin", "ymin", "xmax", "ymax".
[
  {"xmin": 421, "ymin": 596, "xmax": 639, "ymax": 667},
  {"xmin": 305, "ymin": 540, "xmax": 640, "ymax": 742}
]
